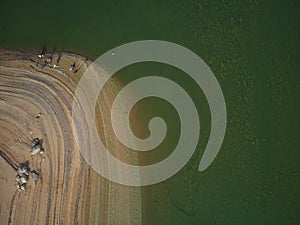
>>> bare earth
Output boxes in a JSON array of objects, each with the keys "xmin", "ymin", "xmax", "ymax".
[{"xmin": 0, "ymin": 50, "xmax": 142, "ymax": 225}]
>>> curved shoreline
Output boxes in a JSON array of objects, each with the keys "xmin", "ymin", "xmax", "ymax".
[{"xmin": 0, "ymin": 49, "xmax": 142, "ymax": 225}]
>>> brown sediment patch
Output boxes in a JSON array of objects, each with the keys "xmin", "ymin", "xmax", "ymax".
[{"xmin": 0, "ymin": 49, "xmax": 142, "ymax": 225}]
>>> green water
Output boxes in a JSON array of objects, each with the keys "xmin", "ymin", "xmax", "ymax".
[{"xmin": 1, "ymin": 0, "xmax": 299, "ymax": 224}]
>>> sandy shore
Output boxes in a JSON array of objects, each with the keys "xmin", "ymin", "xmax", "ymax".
[{"xmin": 0, "ymin": 49, "xmax": 142, "ymax": 225}]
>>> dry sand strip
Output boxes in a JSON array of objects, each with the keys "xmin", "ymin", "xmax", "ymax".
[{"xmin": 0, "ymin": 50, "xmax": 142, "ymax": 225}]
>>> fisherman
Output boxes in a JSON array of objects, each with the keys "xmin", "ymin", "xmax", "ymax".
[
  {"xmin": 38, "ymin": 45, "xmax": 47, "ymax": 58},
  {"xmin": 69, "ymin": 62, "xmax": 76, "ymax": 71},
  {"xmin": 42, "ymin": 61, "xmax": 47, "ymax": 68},
  {"xmin": 54, "ymin": 52, "xmax": 62, "ymax": 68},
  {"xmin": 47, "ymin": 47, "xmax": 55, "ymax": 62}
]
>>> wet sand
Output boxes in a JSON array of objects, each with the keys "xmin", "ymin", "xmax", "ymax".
[{"xmin": 0, "ymin": 50, "xmax": 142, "ymax": 225}]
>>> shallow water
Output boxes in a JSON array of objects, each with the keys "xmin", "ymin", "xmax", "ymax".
[{"xmin": 0, "ymin": 0, "xmax": 299, "ymax": 224}]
